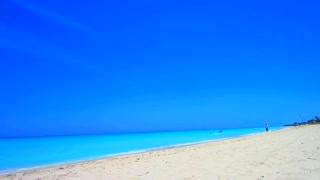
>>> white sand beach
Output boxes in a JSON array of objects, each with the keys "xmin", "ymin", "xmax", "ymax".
[{"xmin": 1, "ymin": 125, "xmax": 320, "ymax": 180}]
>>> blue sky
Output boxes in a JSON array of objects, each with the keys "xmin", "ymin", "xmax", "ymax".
[{"xmin": 0, "ymin": 0, "xmax": 319, "ymax": 137}]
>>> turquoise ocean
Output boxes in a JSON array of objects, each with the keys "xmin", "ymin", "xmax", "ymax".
[{"xmin": 0, "ymin": 127, "xmax": 282, "ymax": 172}]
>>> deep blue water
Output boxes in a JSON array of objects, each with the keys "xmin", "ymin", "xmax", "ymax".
[{"xmin": 0, "ymin": 127, "xmax": 282, "ymax": 172}]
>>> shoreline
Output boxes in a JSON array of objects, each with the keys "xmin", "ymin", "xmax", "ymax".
[{"xmin": 0, "ymin": 127, "xmax": 287, "ymax": 176}]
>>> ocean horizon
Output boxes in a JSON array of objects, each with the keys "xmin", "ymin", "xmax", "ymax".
[{"xmin": 0, "ymin": 126, "xmax": 282, "ymax": 173}]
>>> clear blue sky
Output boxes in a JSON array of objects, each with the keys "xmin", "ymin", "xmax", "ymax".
[{"xmin": 1, "ymin": 0, "xmax": 319, "ymax": 137}]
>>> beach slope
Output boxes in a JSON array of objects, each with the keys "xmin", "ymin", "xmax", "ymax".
[{"xmin": 2, "ymin": 125, "xmax": 320, "ymax": 179}]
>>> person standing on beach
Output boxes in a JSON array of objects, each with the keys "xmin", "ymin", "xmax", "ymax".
[{"xmin": 265, "ymin": 124, "xmax": 269, "ymax": 132}]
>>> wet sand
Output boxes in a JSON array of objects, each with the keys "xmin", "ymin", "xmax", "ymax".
[{"xmin": 1, "ymin": 125, "xmax": 320, "ymax": 179}]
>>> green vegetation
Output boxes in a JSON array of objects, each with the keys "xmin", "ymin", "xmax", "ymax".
[{"xmin": 284, "ymin": 115, "xmax": 320, "ymax": 126}]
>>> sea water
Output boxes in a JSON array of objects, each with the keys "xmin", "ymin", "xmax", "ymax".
[{"xmin": 0, "ymin": 127, "xmax": 282, "ymax": 172}]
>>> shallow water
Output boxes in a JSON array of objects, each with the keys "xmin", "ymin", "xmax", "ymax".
[{"xmin": 0, "ymin": 127, "xmax": 281, "ymax": 171}]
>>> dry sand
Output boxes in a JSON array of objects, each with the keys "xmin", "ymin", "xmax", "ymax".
[{"xmin": 1, "ymin": 125, "xmax": 320, "ymax": 180}]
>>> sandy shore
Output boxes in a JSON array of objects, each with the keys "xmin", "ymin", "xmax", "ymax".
[{"xmin": 1, "ymin": 125, "xmax": 320, "ymax": 180}]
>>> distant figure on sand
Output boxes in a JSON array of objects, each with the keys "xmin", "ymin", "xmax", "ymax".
[{"xmin": 265, "ymin": 124, "xmax": 269, "ymax": 132}]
